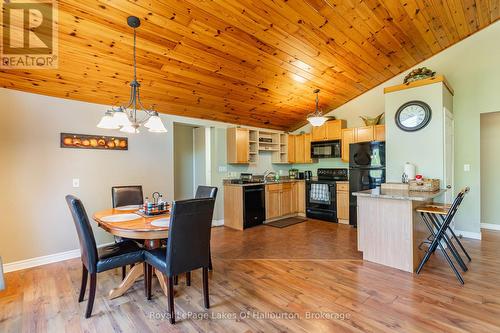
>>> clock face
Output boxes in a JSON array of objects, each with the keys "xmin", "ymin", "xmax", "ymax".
[{"xmin": 395, "ymin": 101, "xmax": 431, "ymax": 132}]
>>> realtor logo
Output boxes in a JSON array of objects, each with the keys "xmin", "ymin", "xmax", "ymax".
[{"xmin": 1, "ymin": 0, "xmax": 58, "ymax": 68}]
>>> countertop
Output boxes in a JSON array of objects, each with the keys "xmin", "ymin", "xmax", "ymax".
[
  {"xmin": 352, "ymin": 188, "xmax": 447, "ymax": 201},
  {"xmin": 223, "ymin": 179, "xmax": 305, "ymax": 187}
]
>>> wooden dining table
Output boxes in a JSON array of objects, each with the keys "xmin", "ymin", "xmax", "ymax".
[{"xmin": 93, "ymin": 208, "xmax": 170, "ymax": 299}]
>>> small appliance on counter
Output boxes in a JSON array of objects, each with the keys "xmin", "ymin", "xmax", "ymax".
[
  {"xmin": 304, "ymin": 170, "xmax": 313, "ymax": 180},
  {"xmin": 288, "ymin": 168, "xmax": 299, "ymax": 179},
  {"xmin": 306, "ymin": 168, "xmax": 348, "ymax": 222},
  {"xmin": 297, "ymin": 171, "xmax": 305, "ymax": 180}
]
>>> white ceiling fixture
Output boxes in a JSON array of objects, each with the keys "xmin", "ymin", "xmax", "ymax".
[
  {"xmin": 97, "ymin": 16, "xmax": 167, "ymax": 134},
  {"xmin": 307, "ymin": 89, "xmax": 328, "ymax": 127}
]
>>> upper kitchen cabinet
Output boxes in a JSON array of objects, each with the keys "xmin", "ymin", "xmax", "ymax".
[
  {"xmin": 311, "ymin": 120, "xmax": 346, "ymax": 142},
  {"xmin": 287, "ymin": 135, "xmax": 296, "ymax": 163},
  {"xmin": 288, "ymin": 133, "xmax": 315, "ymax": 164},
  {"xmin": 227, "ymin": 127, "xmax": 250, "ymax": 164},
  {"xmin": 341, "ymin": 125, "xmax": 385, "ymax": 162}
]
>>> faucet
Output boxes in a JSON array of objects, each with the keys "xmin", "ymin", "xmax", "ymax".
[{"xmin": 263, "ymin": 170, "xmax": 276, "ymax": 182}]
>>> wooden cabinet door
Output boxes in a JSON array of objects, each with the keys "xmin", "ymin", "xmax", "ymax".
[
  {"xmin": 326, "ymin": 120, "xmax": 345, "ymax": 140},
  {"xmin": 295, "ymin": 134, "xmax": 305, "ymax": 163},
  {"xmin": 281, "ymin": 183, "xmax": 292, "ymax": 216},
  {"xmin": 336, "ymin": 190, "xmax": 349, "ymax": 221},
  {"xmin": 304, "ymin": 133, "xmax": 312, "ymax": 163},
  {"xmin": 341, "ymin": 128, "xmax": 355, "ymax": 162},
  {"xmin": 355, "ymin": 126, "xmax": 375, "ymax": 143},
  {"xmin": 288, "ymin": 135, "xmax": 296, "ymax": 163},
  {"xmin": 311, "ymin": 124, "xmax": 326, "ymax": 142},
  {"xmin": 297, "ymin": 181, "xmax": 306, "ymax": 213},
  {"xmin": 227, "ymin": 127, "xmax": 249, "ymax": 164},
  {"xmin": 265, "ymin": 184, "xmax": 282, "ymax": 220},
  {"xmin": 375, "ymin": 125, "xmax": 385, "ymax": 141},
  {"xmin": 291, "ymin": 182, "xmax": 298, "ymax": 214}
]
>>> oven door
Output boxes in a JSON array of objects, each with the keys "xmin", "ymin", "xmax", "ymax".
[{"xmin": 305, "ymin": 181, "xmax": 337, "ymax": 222}]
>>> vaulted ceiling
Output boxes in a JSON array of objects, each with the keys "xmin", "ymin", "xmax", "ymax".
[{"xmin": 0, "ymin": 0, "xmax": 498, "ymax": 130}]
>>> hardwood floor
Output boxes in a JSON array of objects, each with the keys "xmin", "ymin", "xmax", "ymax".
[{"xmin": 1, "ymin": 220, "xmax": 500, "ymax": 332}]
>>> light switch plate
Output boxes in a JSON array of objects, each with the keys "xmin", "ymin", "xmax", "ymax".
[
  {"xmin": 464, "ymin": 164, "xmax": 471, "ymax": 172},
  {"xmin": 72, "ymin": 178, "xmax": 80, "ymax": 188}
]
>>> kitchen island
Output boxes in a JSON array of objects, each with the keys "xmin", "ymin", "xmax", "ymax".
[{"xmin": 353, "ymin": 187, "xmax": 446, "ymax": 273}]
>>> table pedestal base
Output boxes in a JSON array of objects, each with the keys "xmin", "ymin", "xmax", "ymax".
[{"xmin": 108, "ymin": 265, "xmax": 169, "ymax": 299}]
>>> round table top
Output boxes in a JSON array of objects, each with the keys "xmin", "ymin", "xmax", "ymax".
[{"xmin": 93, "ymin": 208, "xmax": 169, "ymax": 240}]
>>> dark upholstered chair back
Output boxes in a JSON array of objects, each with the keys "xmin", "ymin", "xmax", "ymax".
[
  {"xmin": 165, "ymin": 198, "xmax": 215, "ymax": 276},
  {"xmin": 195, "ymin": 186, "xmax": 218, "ymax": 200},
  {"xmin": 112, "ymin": 185, "xmax": 144, "ymax": 208},
  {"xmin": 66, "ymin": 195, "xmax": 98, "ymax": 273}
]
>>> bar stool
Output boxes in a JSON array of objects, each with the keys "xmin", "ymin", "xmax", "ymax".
[{"xmin": 415, "ymin": 187, "xmax": 471, "ymax": 284}]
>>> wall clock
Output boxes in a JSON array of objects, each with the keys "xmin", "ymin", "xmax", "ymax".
[{"xmin": 395, "ymin": 100, "xmax": 432, "ymax": 132}]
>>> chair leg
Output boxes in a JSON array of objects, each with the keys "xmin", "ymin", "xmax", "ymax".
[
  {"xmin": 202, "ymin": 267, "xmax": 210, "ymax": 309},
  {"xmin": 186, "ymin": 272, "xmax": 191, "ymax": 286},
  {"xmin": 147, "ymin": 265, "xmax": 153, "ymax": 300},
  {"xmin": 173, "ymin": 275, "xmax": 178, "ymax": 285},
  {"xmin": 121, "ymin": 266, "xmax": 126, "ymax": 280},
  {"xmin": 144, "ymin": 263, "xmax": 149, "ymax": 297},
  {"xmin": 78, "ymin": 264, "xmax": 88, "ymax": 302},
  {"xmin": 85, "ymin": 273, "xmax": 97, "ymax": 318},
  {"xmin": 208, "ymin": 248, "xmax": 213, "ymax": 271},
  {"xmin": 167, "ymin": 276, "xmax": 175, "ymax": 324}
]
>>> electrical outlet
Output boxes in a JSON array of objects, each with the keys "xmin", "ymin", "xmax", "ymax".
[
  {"xmin": 72, "ymin": 178, "xmax": 80, "ymax": 188},
  {"xmin": 464, "ymin": 164, "xmax": 471, "ymax": 172},
  {"xmin": 218, "ymin": 166, "xmax": 227, "ymax": 173}
]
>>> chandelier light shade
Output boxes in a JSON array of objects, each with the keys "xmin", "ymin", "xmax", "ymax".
[
  {"xmin": 97, "ymin": 16, "xmax": 167, "ymax": 134},
  {"xmin": 307, "ymin": 89, "xmax": 328, "ymax": 127}
]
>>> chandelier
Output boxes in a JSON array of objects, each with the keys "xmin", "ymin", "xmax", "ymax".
[
  {"xmin": 97, "ymin": 16, "xmax": 167, "ymax": 134},
  {"xmin": 306, "ymin": 89, "xmax": 329, "ymax": 127}
]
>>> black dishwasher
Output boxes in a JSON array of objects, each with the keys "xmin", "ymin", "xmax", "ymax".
[{"xmin": 243, "ymin": 185, "xmax": 265, "ymax": 228}]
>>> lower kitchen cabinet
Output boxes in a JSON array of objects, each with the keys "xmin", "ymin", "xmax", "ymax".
[
  {"xmin": 265, "ymin": 181, "xmax": 305, "ymax": 221},
  {"xmin": 336, "ymin": 181, "xmax": 349, "ymax": 224}
]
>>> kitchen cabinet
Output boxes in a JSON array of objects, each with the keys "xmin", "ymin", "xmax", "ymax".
[
  {"xmin": 294, "ymin": 134, "xmax": 305, "ymax": 163},
  {"xmin": 304, "ymin": 133, "xmax": 313, "ymax": 163},
  {"xmin": 355, "ymin": 126, "xmax": 375, "ymax": 143},
  {"xmin": 336, "ymin": 182, "xmax": 349, "ymax": 224},
  {"xmin": 341, "ymin": 125, "xmax": 385, "ymax": 162},
  {"xmin": 375, "ymin": 124, "xmax": 385, "ymax": 141},
  {"xmin": 280, "ymin": 183, "xmax": 293, "ymax": 216},
  {"xmin": 264, "ymin": 181, "xmax": 306, "ymax": 221},
  {"xmin": 227, "ymin": 127, "xmax": 249, "ymax": 164},
  {"xmin": 341, "ymin": 128, "xmax": 355, "ymax": 162},
  {"xmin": 265, "ymin": 184, "xmax": 282, "ymax": 220},
  {"xmin": 311, "ymin": 120, "xmax": 346, "ymax": 142},
  {"xmin": 291, "ymin": 181, "xmax": 306, "ymax": 214},
  {"xmin": 288, "ymin": 135, "xmax": 296, "ymax": 163}
]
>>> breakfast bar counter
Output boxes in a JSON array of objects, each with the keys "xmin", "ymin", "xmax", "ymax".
[{"xmin": 353, "ymin": 187, "xmax": 446, "ymax": 273}]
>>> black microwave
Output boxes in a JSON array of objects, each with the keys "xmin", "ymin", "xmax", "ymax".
[{"xmin": 311, "ymin": 140, "xmax": 341, "ymax": 159}]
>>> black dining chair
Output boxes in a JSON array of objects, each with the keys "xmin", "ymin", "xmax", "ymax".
[
  {"xmin": 111, "ymin": 185, "xmax": 144, "ymax": 208},
  {"xmin": 195, "ymin": 186, "xmax": 218, "ymax": 272},
  {"xmin": 111, "ymin": 185, "xmax": 144, "ymax": 279},
  {"xmin": 145, "ymin": 198, "xmax": 215, "ymax": 324},
  {"xmin": 66, "ymin": 195, "xmax": 145, "ymax": 318}
]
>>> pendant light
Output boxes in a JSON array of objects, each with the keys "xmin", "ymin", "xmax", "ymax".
[
  {"xmin": 97, "ymin": 16, "xmax": 167, "ymax": 134},
  {"xmin": 307, "ymin": 89, "xmax": 328, "ymax": 127}
]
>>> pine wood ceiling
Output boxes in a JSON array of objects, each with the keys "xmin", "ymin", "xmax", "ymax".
[{"xmin": 0, "ymin": 1, "xmax": 498, "ymax": 130}]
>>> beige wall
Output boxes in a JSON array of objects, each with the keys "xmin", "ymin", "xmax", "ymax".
[
  {"xmin": 173, "ymin": 123, "xmax": 195, "ymax": 200},
  {"xmin": 0, "ymin": 88, "xmax": 170, "ymax": 264},
  {"xmin": 480, "ymin": 112, "xmax": 500, "ymax": 225}
]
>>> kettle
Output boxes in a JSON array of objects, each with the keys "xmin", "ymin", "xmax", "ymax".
[{"xmin": 304, "ymin": 171, "xmax": 313, "ymax": 180}]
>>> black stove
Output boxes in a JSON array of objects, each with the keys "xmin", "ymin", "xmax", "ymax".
[{"xmin": 305, "ymin": 168, "xmax": 348, "ymax": 222}]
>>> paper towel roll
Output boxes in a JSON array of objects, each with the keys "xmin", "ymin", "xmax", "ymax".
[{"xmin": 404, "ymin": 163, "xmax": 416, "ymax": 180}]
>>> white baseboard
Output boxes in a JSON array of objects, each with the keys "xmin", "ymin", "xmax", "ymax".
[
  {"xmin": 212, "ymin": 219, "xmax": 224, "ymax": 227},
  {"xmin": 481, "ymin": 223, "xmax": 500, "ymax": 231},
  {"xmin": 2, "ymin": 242, "xmax": 114, "ymax": 273},
  {"xmin": 454, "ymin": 229, "xmax": 482, "ymax": 240}
]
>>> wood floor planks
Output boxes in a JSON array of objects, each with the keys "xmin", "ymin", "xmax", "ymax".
[{"xmin": 1, "ymin": 220, "xmax": 500, "ymax": 332}]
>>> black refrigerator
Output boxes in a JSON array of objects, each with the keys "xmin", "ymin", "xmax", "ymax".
[{"xmin": 349, "ymin": 141, "xmax": 386, "ymax": 226}]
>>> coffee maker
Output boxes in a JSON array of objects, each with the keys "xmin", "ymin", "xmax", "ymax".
[
  {"xmin": 288, "ymin": 168, "xmax": 299, "ymax": 179},
  {"xmin": 304, "ymin": 170, "xmax": 313, "ymax": 180}
]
